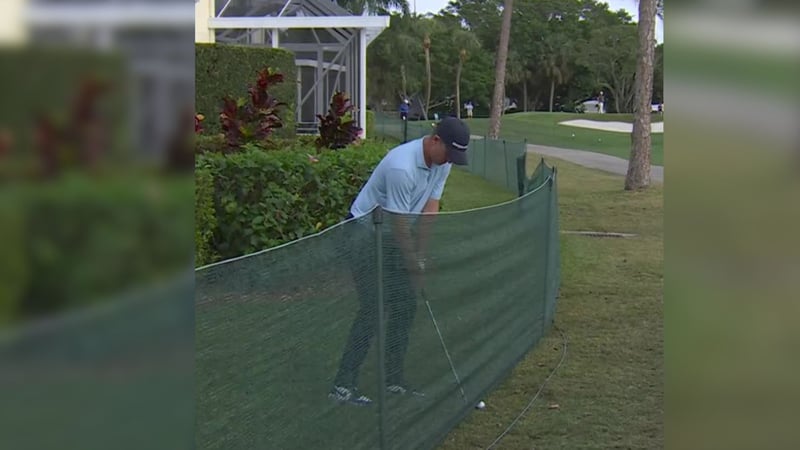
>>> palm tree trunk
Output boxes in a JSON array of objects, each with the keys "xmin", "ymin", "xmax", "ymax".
[
  {"xmin": 549, "ymin": 79, "xmax": 555, "ymax": 113},
  {"xmin": 401, "ymin": 64, "xmax": 407, "ymax": 99},
  {"xmin": 488, "ymin": 0, "xmax": 513, "ymax": 139},
  {"xmin": 625, "ymin": 0, "xmax": 656, "ymax": 190},
  {"xmin": 455, "ymin": 62, "xmax": 463, "ymax": 119},
  {"xmin": 523, "ymin": 80, "xmax": 527, "ymax": 112},
  {"xmin": 424, "ymin": 34, "xmax": 432, "ymax": 121}
]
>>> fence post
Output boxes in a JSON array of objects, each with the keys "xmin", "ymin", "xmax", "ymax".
[
  {"xmin": 516, "ymin": 153, "xmax": 526, "ymax": 197},
  {"xmin": 482, "ymin": 135, "xmax": 487, "ymax": 179},
  {"xmin": 372, "ymin": 206, "xmax": 387, "ymax": 450},
  {"xmin": 503, "ymin": 140, "xmax": 510, "ymax": 192},
  {"xmin": 540, "ymin": 173, "xmax": 554, "ymax": 338}
]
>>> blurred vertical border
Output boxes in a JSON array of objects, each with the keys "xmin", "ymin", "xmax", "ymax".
[
  {"xmin": 666, "ymin": 0, "xmax": 800, "ymax": 448},
  {"xmin": 0, "ymin": 1, "xmax": 195, "ymax": 449}
]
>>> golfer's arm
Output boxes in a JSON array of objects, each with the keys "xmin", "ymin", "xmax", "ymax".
[
  {"xmin": 391, "ymin": 215, "xmax": 419, "ymax": 271},
  {"xmin": 416, "ymin": 199, "xmax": 440, "ymax": 257},
  {"xmin": 386, "ymin": 170, "xmax": 422, "ymax": 271}
]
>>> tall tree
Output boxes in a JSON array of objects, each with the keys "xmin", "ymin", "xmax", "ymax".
[
  {"xmin": 422, "ymin": 33, "xmax": 432, "ymax": 120},
  {"xmin": 488, "ymin": 0, "xmax": 514, "ymax": 138},
  {"xmin": 624, "ymin": 0, "xmax": 657, "ymax": 190},
  {"xmin": 579, "ymin": 24, "xmax": 638, "ymax": 113},
  {"xmin": 336, "ymin": 0, "xmax": 409, "ymax": 15},
  {"xmin": 455, "ymin": 48, "xmax": 467, "ymax": 118}
]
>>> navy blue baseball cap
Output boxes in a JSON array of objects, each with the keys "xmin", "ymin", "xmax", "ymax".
[{"xmin": 435, "ymin": 116, "xmax": 470, "ymax": 165}]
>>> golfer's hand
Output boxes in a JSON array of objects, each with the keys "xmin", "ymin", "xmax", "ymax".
[{"xmin": 406, "ymin": 255, "xmax": 427, "ymax": 294}]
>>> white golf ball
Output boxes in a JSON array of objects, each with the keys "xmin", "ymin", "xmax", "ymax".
[
  {"xmin": 476, "ymin": 401, "xmax": 486, "ymax": 410},
  {"xmin": 571, "ymin": 133, "xmax": 575, "ymax": 138}
]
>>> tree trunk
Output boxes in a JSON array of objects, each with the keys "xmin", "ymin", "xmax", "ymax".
[
  {"xmin": 523, "ymin": 81, "xmax": 527, "ymax": 112},
  {"xmin": 424, "ymin": 34, "xmax": 432, "ymax": 121},
  {"xmin": 501, "ymin": 85, "xmax": 506, "ymax": 116},
  {"xmin": 401, "ymin": 64, "xmax": 407, "ymax": 99},
  {"xmin": 625, "ymin": 0, "xmax": 656, "ymax": 190},
  {"xmin": 455, "ymin": 61, "xmax": 463, "ymax": 119},
  {"xmin": 487, "ymin": 0, "xmax": 514, "ymax": 139},
  {"xmin": 549, "ymin": 79, "xmax": 555, "ymax": 112}
]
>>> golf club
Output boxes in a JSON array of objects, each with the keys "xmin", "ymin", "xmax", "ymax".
[{"xmin": 421, "ymin": 288, "xmax": 468, "ymax": 405}]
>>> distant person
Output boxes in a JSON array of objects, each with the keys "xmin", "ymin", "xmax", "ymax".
[
  {"xmin": 597, "ymin": 91, "xmax": 605, "ymax": 114},
  {"xmin": 465, "ymin": 101, "xmax": 474, "ymax": 119},
  {"xmin": 329, "ymin": 117, "xmax": 472, "ymax": 406},
  {"xmin": 399, "ymin": 99, "xmax": 409, "ymax": 121}
]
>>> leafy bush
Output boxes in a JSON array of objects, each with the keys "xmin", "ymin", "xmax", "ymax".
[
  {"xmin": 196, "ymin": 134, "xmax": 227, "ymax": 155},
  {"xmin": 196, "ymin": 44, "xmax": 296, "ymax": 137},
  {"xmin": 219, "ymin": 68, "xmax": 287, "ymax": 150},
  {"xmin": 316, "ymin": 92, "xmax": 362, "ymax": 150},
  {"xmin": 195, "ymin": 169, "xmax": 217, "ymax": 267},
  {"xmin": 196, "ymin": 140, "xmax": 389, "ymax": 262}
]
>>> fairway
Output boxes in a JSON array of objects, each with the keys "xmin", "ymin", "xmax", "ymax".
[{"xmin": 464, "ymin": 112, "xmax": 664, "ymax": 166}]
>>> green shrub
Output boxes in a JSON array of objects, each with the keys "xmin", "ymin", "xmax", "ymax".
[
  {"xmin": 196, "ymin": 134, "xmax": 227, "ymax": 154},
  {"xmin": 197, "ymin": 141, "xmax": 389, "ymax": 262},
  {"xmin": 0, "ymin": 175, "xmax": 193, "ymax": 321},
  {"xmin": 195, "ymin": 169, "xmax": 217, "ymax": 267},
  {"xmin": 196, "ymin": 44, "xmax": 296, "ymax": 137}
]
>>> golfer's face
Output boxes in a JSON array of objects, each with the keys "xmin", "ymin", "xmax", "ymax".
[{"xmin": 433, "ymin": 136, "xmax": 449, "ymax": 164}]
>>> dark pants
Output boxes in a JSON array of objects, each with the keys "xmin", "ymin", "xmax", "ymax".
[{"xmin": 333, "ymin": 214, "xmax": 418, "ymax": 388}]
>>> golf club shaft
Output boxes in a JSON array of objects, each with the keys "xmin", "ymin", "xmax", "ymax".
[{"xmin": 423, "ymin": 289, "xmax": 468, "ymax": 404}]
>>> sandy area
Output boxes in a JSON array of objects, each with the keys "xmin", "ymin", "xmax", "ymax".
[{"xmin": 559, "ymin": 119, "xmax": 664, "ymax": 133}]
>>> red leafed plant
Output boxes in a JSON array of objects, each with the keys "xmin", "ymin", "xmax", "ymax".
[
  {"xmin": 219, "ymin": 67, "xmax": 286, "ymax": 150},
  {"xmin": 195, "ymin": 114, "xmax": 205, "ymax": 134},
  {"xmin": 316, "ymin": 92, "xmax": 362, "ymax": 150},
  {"xmin": 32, "ymin": 75, "xmax": 111, "ymax": 179}
]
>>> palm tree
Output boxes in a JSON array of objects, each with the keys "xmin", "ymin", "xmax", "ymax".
[
  {"xmin": 624, "ymin": 0, "xmax": 658, "ymax": 190},
  {"xmin": 423, "ymin": 33, "xmax": 432, "ymax": 120},
  {"xmin": 455, "ymin": 48, "xmax": 467, "ymax": 119},
  {"xmin": 488, "ymin": 0, "xmax": 514, "ymax": 139}
]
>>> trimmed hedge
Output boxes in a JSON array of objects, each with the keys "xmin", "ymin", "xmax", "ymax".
[
  {"xmin": 195, "ymin": 169, "xmax": 217, "ymax": 267},
  {"xmin": 195, "ymin": 44, "xmax": 297, "ymax": 137},
  {"xmin": 196, "ymin": 141, "xmax": 389, "ymax": 263},
  {"xmin": 0, "ymin": 175, "xmax": 194, "ymax": 323}
]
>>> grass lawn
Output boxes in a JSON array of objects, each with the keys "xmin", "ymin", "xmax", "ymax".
[
  {"xmin": 463, "ymin": 112, "xmax": 664, "ymax": 166},
  {"xmin": 437, "ymin": 158, "xmax": 664, "ymax": 448}
]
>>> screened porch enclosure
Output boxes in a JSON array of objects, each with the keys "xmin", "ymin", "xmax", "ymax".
[{"xmin": 201, "ymin": 0, "xmax": 388, "ymax": 135}]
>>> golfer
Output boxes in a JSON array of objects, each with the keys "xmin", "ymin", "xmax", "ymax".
[{"xmin": 329, "ymin": 117, "xmax": 471, "ymax": 406}]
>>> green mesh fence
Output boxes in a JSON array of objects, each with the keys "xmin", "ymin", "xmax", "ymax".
[
  {"xmin": 0, "ymin": 275, "xmax": 194, "ymax": 450},
  {"xmin": 373, "ymin": 113, "xmax": 526, "ymax": 194},
  {"xmin": 196, "ymin": 160, "xmax": 560, "ymax": 450}
]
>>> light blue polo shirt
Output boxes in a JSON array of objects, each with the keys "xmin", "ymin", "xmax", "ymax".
[{"xmin": 350, "ymin": 138, "xmax": 452, "ymax": 218}]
